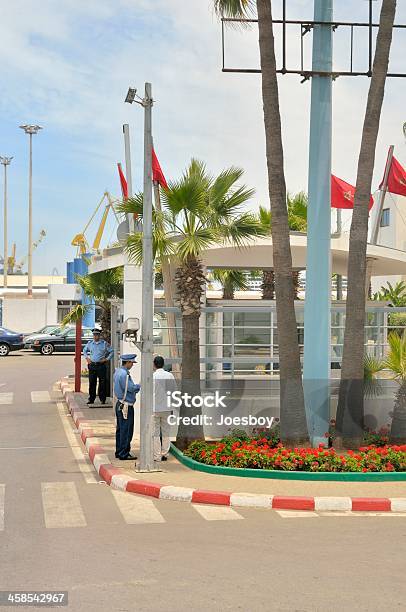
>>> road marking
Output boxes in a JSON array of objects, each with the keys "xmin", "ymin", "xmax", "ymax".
[
  {"xmin": 318, "ymin": 511, "xmax": 406, "ymax": 517},
  {"xmin": 0, "ymin": 485, "xmax": 4, "ymax": 530},
  {"xmin": 56, "ymin": 402, "xmax": 97, "ymax": 484},
  {"xmin": 31, "ymin": 390, "xmax": 51, "ymax": 403},
  {"xmin": 0, "ymin": 393, "xmax": 13, "ymax": 405},
  {"xmin": 112, "ymin": 490, "xmax": 165, "ymax": 524},
  {"xmin": 276, "ymin": 510, "xmax": 318, "ymax": 518},
  {"xmin": 41, "ymin": 482, "xmax": 86, "ymax": 529},
  {"xmin": 0, "ymin": 445, "xmax": 68, "ymax": 450},
  {"xmin": 192, "ymin": 504, "xmax": 244, "ymax": 521}
]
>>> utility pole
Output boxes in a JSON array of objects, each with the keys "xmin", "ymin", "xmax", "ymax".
[
  {"xmin": 0, "ymin": 157, "xmax": 13, "ymax": 289},
  {"xmin": 303, "ymin": 0, "xmax": 333, "ymax": 446},
  {"xmin": 124, "ymin": 83, "xmax": 155, "ymax": 471},
  {"xmin": 139, "ymin": 82, "xmax": 155, "ymax": 471},
  {"xmin": 19, "ymin": 125, "xmax": 43, "ymax": 297}
]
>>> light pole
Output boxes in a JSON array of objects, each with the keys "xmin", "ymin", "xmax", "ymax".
[
  {"xmin": 0, "ymin": 156, "xmax": 13, "ymax": 289},
  {"xmin": 303, "ymin": 0, "xmax": 333, "ymax": 445},
  {"xmin": 19, "ymin": 124, "xmax": 43, "ymax": 297},
  {"xmin": 125, "ymin": 83, "xmax": 155, "ymax": 471}
]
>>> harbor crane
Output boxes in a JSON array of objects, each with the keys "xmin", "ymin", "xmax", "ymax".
[{"xmin": 71, "ymin": 191, "xmax": 120, "ymax": 256}]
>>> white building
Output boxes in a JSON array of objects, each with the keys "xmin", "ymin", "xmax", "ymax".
[{"xmin": 0, "ymin": 275, "xmax": 82, "ymax": 333}]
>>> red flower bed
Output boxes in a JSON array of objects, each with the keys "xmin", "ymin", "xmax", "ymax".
[{"xmin": 184, "ymin": 437, "xmax": 406, "ymax": 473}]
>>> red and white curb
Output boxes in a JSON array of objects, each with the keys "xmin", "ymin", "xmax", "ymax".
[{"xmin": 59, "ymin": 380, "xmax": 406, "ymax": 513}]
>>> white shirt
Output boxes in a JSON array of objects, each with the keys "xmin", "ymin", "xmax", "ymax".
[{"xmin": 153, "ymin": 368, "xmax": 177, "ymax": 413}]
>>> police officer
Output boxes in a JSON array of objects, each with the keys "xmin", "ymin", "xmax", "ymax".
[
  {"xmin": 83, "ymin": 328, "xmax": 114, "ymax": 405},
  {"xmin": 114, "ymin": 354, "xmax": 140, "ymax": 460}
]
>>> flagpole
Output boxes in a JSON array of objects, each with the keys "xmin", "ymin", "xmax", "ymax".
[{"xmin": 370, "ymin": 145, "xmax": 394, "ymax": 245}]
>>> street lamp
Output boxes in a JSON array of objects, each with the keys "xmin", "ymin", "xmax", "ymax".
[
  {"xmin": 125, "ymin": 83, "xmax": 155, "ymax": 472},
  {"xmin": 19, "ymin": 124, "xmax": 43, "ymax": 297},
  {"xmin": 0, "ymin": 156, "xmax": 13, "ymax": 289}
]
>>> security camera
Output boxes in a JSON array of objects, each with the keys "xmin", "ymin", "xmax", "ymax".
[
  {"xmin": 125, "ymin": 88, "xmax": 137, "ymax": 104},
  {"xmin": 122, "ymin": 317, "xmax": 140, "ymax": 341}
]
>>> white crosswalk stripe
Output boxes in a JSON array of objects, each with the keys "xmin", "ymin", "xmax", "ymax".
[
  {"xmin": 0, "ymin": 393, "xmax": 13, "ymax": 405},
  {"xmin": 41, "ymin": 482, "xmax": 87, "ymax": 529},
  {"xmin": 192, "ymin": 504, "xmax": 244, "ymax": 521},
  {"xmin": 31, "ymin": 391, "xmax": 51, "ymax": 403},
  {"xmin": 112, "ymin": 490, "xmax": 166, "ymax": 524},
  {"xmin": 0, "ymin": 485, "xmax": 4, "ymax": 531}
]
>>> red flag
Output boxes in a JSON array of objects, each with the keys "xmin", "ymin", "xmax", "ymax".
[
  {"xmin": 152, "ymin": 148, "xmax": 168, "ymax": 189},
  {"xmin": 382, "ymin": 156, "xmax": 406, "ymax": 197},
  {"xmin": 331, "ymin": 175, "xmax": 374, "ymax": 211},
  {"xmin": 117, "ymin": 163, "xmax": 128, "ymax": 199}
]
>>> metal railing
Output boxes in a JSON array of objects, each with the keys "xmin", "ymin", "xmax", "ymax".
[{"xmin": 153, "ymin": 303, "xmax": 406, "ymax": 379}]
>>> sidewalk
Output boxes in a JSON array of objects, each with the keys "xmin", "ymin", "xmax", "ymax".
[{"xmin": 59, "ymin": 377, "xmax": 406, "ymax": 511}]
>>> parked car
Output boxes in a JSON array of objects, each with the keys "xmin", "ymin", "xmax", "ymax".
[
  {"xmin": 0, "ymin": 327, "xmax": 25, "ymax": 357},
  {"xmin": 24, "ymin": 324, "xmax": 63, "ymax": 349},
  {"xmin": 31, "ymin": 327, "xmax": 94, "ymax": 355}
]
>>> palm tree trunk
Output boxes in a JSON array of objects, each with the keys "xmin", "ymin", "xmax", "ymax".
[
  {"xmin": 257, "ymin": 0, "xmax": 309, "ymax": 445},
  {"xmin": 175, "ymin": 257, "xmax": 206, "ymax": 449},
  {"xmin": 262, "ymin": 269, "xmax": 275, "ymax": 299},
  {"xmin": 223, "ymin": 280, "xmax": 235, "ymax": 300},
  {"xmin": 390, "ymin": 382, "xmax": 406, "ymax": 444},
  {"xmin": 336, "ymin": 0, "xmax": 396, "ymax": 448}
]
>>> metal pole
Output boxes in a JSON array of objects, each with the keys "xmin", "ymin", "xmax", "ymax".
[
  {"xmin": 370, "ymin": 145, "xmax": 394, "ymax": 245},
  {"xmin": 123, "ymin": 124, "xmax": 135, "ymax": 235},
  {"xmin": 139, "ymin": 82, "xmax": 154, "ymax": 471},
  {"xmin": 303, "ymin": 0, "xmax": 333, "ymax": 446},
  {"xmin": 1, "ymin": 158, "xmax": 12, "ymax": 288},
  {"xmin": 28, "ymin": 133, "xmax": 33, "ymax": 297}
]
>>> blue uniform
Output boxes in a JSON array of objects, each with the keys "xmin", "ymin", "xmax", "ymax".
[
  {"xmin": 114, "ymin": 367, "xmax": 140, "ymax": 404},
  {"xmin": 83, "ymin": 339, "xmax": 113, "ymax": 363},
  {"xmin": 84, "ymin": 339, "xmax": 113, "ymax": 404},
  {"xmin": 113, "ymin": 367, "xmax": 140, "ymax": 460}
]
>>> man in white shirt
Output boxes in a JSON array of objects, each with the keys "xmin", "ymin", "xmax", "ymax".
[{"xmin": 153, "ymin": 355, "xmax": 177, "ymax": 462}]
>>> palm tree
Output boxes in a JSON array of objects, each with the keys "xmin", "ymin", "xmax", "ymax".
[
  {"xmin": 62, "ymin": 267, "xmax": 124, "ymax": 342},
  {"xmin": 214, "ymin": 1, "xmax": 309, "ymax": 446},
  {"xmin": 336, "ymin": 0, "xmax": 397, "ymax": 448},
  {"xmin": 383, "ymin": 333, "xmax": 406, "ymax": 443},
  {"xmin": 209, "ymin": 269, "xmax": 250, "ymax": 299},
  {"xmin": 373, "ymin": 281, "xmax": 406, "ymax": 306},
  {"xmin": 119, "ymin": 160, "xmax": 265, "ymax": 448}
]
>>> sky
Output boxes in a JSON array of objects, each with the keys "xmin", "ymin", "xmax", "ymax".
[{"xmin": 0, "ymin": 0, "xmax": 405, "ymax": 274}]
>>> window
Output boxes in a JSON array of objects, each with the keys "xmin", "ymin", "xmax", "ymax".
[{"xmin": 380, "ymin": 208, "xmax": 390, "ymax": 227}]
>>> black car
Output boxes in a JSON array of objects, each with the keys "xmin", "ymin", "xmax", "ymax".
[
  {"xmin": 0, "ymin": 327, "xmax": 25, "ymax": 357},
  {"xmin": 31, "ymin": 327, "xmax": 94, "ymax": 355}
]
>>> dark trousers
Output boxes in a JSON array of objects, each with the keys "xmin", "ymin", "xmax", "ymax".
[
  {"xmin": 115, "ymin": 401, "xmax": 134, "ymax": 459},
  {"xmin": 88, "ymin": 363, "xmax": 107, "ymax": 403}
]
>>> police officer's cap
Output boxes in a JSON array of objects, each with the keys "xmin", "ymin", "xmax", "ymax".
[
  {"xmin": 92, "ymin": 328, "xmax": 102, "ymax": 334},
  {"xmin": 121, "ymin": 354, "xmax": 137, "ymax": 363}
]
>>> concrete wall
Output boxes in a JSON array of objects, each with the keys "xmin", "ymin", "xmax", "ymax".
[
  {"xmin": 2, "ymin": 298, "xmax": 48, "ymax": 333},
  {"xmin": 2, "ymin": 283, "xmax": 81, "ymax": 332}
]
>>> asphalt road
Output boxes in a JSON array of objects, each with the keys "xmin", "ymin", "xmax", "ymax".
[{"xmin": 0, "ymin": 352, "xmax": 405, "ymax": 612}]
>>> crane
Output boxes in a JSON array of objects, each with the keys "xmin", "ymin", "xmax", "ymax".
[
  {"xmin": 15, "ymin": 230, "xmax": 46, "ymax": 273},
  {"xmin": 71, "ymin": 191, "xmax": 120, "ymax": 256}
]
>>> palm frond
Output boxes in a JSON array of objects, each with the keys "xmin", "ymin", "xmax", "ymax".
[
  {"xmin": 213, "ymin": 0, "xmax": 254, "ymax": 18},
  {"xmin": 220, "ymin": 213, "xmax": 267, "ymax": 248},
  {"xmin": 384, "ymin": 332, "xmax": 406, "ymax": 381},
  {"xmin": 364, "ymin": 353, "xmax": 384, "ymax": 398},
  {"xmin": 62, "ymin": 304, "xmax": 93, "ymax": 326},
  {"xmin": 176, "ymin": 227, "xmax": 217, "ymax": 261},
  {"xmin": 116, "ymin": 193, "xmax": 144, "ymax": 218}
]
